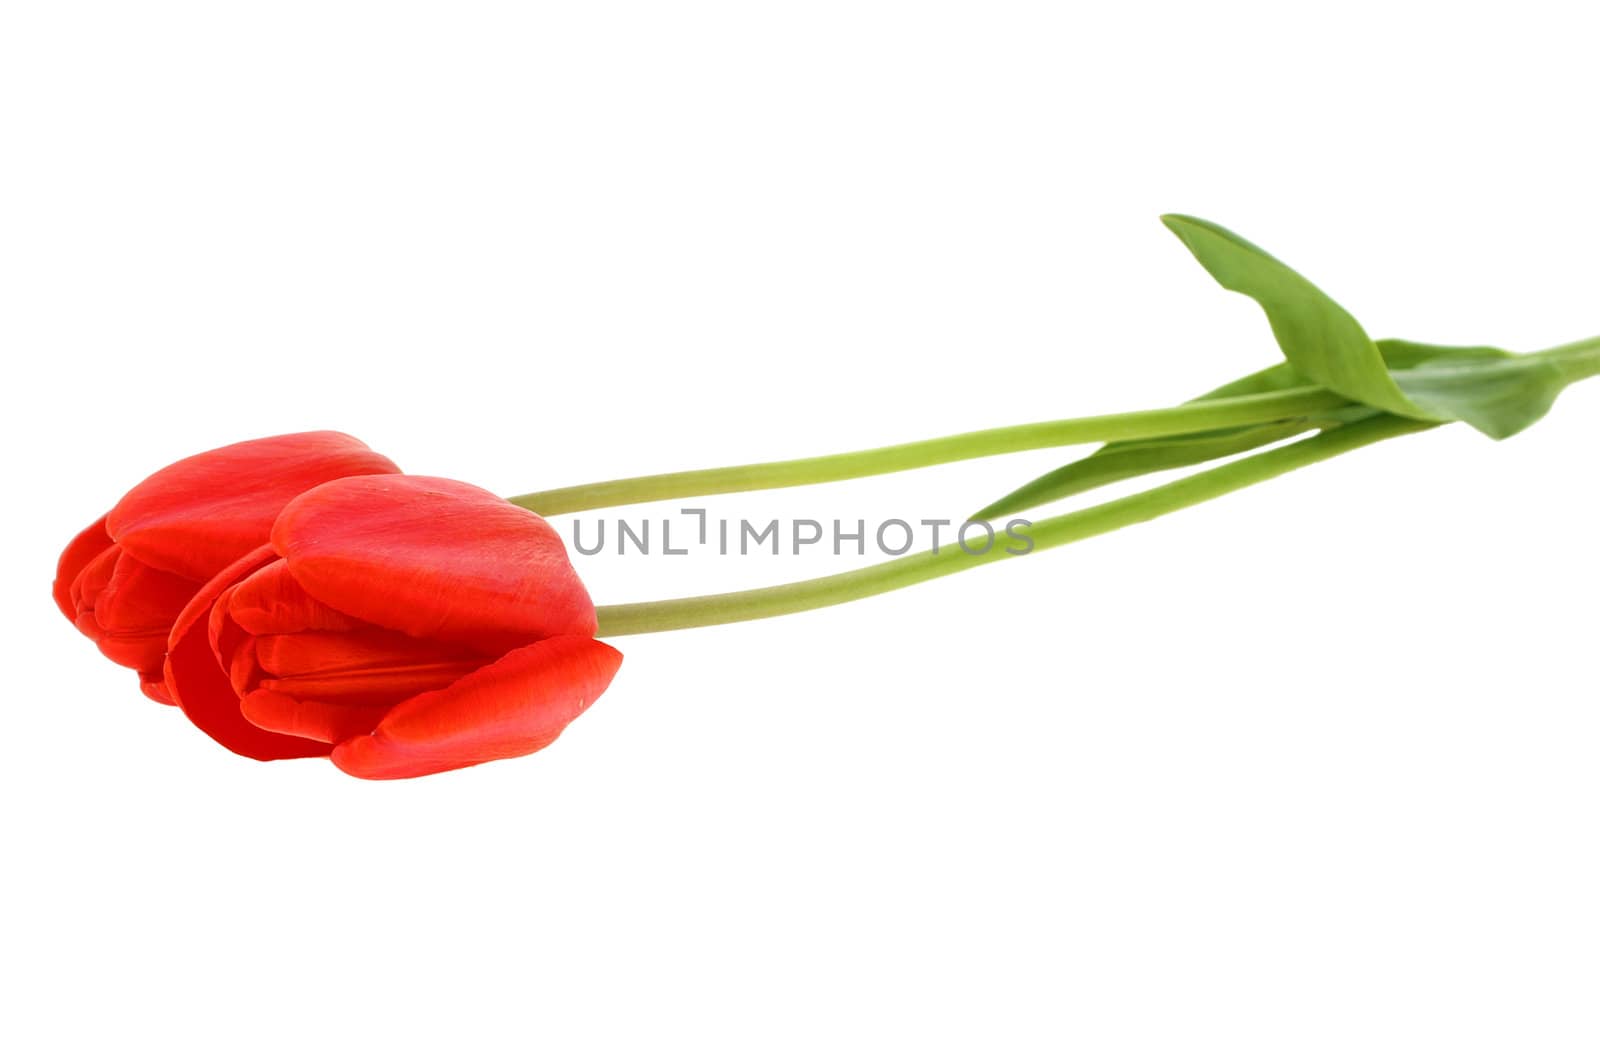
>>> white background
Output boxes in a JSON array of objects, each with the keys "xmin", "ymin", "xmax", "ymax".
[{"xmin": 3, "ymin": 3, "xmax": 1596, "ymax": 1061}]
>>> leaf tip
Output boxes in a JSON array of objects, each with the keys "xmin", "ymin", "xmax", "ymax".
[
  {"xmin": 1159, "ymin": 213, "xmax": 1226, "ymax": 261},
  {"xmin": 1159, "ymin": 212, "xmax": 1214, "ymax": 235}
]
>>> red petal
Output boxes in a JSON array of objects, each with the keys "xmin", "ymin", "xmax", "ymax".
[
  {"xmin": 140, "ymin": 674, "xmax": 176, "ymax": 705},
  {"xmin": 107, "ymin": 431, "xmax": 400, "ymax": 584},
  {"xmin": 54, "ymin": 517, "xmax": 113, "ymax": 621},
  {"xmin": 69, "ymin": 545, "xmax": 120, "ymax": 635},
  {"xmin": 225, "ymin": 559, "xmax": 361, "ymax": 635},
  {"xmin": 331, "ymin": 636, "xmax": 622, "ymax": 780},
  {"xmin": 274, "ymin": 476, "xmax": 597, "ymax": 656},
  {"xmin": 241, "ymin": 690, "xmax": 390, "ymax": 746},
  {"xmin": 164, "ymin": 546, "xmax": 330, "ymax": 761},
  {"xmin": 82, "ymin": 631, "xmax": 168, "ymax": 678},
  {"xmin": 57, "ymin": 521, "xmax": 195, "ymax": 704},
  {"xmin": 67, "ymin": 545, "xmax": 199, "ymax": 678},
  {"xmin": 229, "ymin": 634, "xmax": 262, "ymax": 697},
  {"xmin": 92, "ymin": 550, "xmax": 201, "ymax": 642},
  {"xmin": 208, "ymin": 582, "xmax": 242, "ymax": 662},
  {"xmin": 254, "ymin": 629, "xmax": 487, "ymax": 705}
]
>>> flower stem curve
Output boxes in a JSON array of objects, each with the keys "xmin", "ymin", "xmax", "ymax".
[
  {"xmin": 592, "ymin": 413, "xmax": 1435, "ymax": 636},
  {"xmin": 510, "ymin": 386, "xmax": 1354, "ymax": 516}
]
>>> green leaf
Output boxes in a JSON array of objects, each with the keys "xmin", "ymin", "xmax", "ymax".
[
  {"xmin": 1379, "ymin": 339, "xmax": 1567, "ymax": 441},
  {"xmin": 970, "ymin": 217, "xmax": 1594, "ymax": 520},
  {"xmin": 1160, "ymin": 214, "xmax": 1430, "ymax": 419},
  {"xmin": 969, "ymin": 416, "xmax": 1338, "ymax": 520},
  {"xmin": 969, "ymin": 339, "xmax": 1569, "ymax": 520},
  {"xmin": 969, "ymin": 339, "xmax": 1571, "ymax": 518},
  {"xmin": 970, "ymin": 363, "xmax": 1354, "ymax": 519},
  {"xmin": 1161, "ymin": 215, "xmax": 1577, "ymax": 441}
]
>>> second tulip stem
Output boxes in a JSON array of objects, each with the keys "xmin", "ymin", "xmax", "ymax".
[
  {"xmin": 592, "ymin": 414, "xmax": 1435, "ymax": 637},
  {"xmin": 510, "ymin": 385, "xmax": 1355, "ymax": 516}
]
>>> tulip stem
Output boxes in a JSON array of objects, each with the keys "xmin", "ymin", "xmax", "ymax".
[
  {"xmin": 592, "ymin": 414, "xmax": 1436, "ymax": 636},
  {"xmin": 510, "ymin": 385, "xmax": 1357, "ymax": 516}
]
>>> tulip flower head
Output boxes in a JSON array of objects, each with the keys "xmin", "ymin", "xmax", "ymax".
[
  {"xmin": 53, "ymin": 432, "xmax": 400, "ymax": 702},
  {"xmin": 164, "ymin": 475, "xmax": 622, "ymax": 779}
]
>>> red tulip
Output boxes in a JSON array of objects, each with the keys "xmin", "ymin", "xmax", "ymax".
[
  {"xmin": 164, "ymin": 474, "xmax": 621, "ymax": 778},
  {"xmin": 54, "ymin": 432, "xmax": 400, "ymax": 703}
]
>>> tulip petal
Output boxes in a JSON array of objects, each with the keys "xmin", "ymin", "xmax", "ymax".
[
  {"xmin": 229, "ymin": 635, "xmax": 262, "ymax": 698},
  {"xmin": 241, "ymin": 690, "xmax": 390, "ymax": 746},
  {"xmin": 332, "ymin": 636, "xmax": 622, "ymax": 780},
  {"xmin": 92, "ymin": 551, "xmax": 202, "ymax": 644},
  {"xmin": 107, "ymin": 432, "xmax": 400, "ymax": 584},
  {"xmin": 139, "ymin": 674, "xmax": 176, "ymax": 705},
  {"xmin": 274, "ymin": 476, "xmax": 597, "ymax": 656},
  {"xmin": 253, "ymin": 629, "xmax": 489, "ymax": 705},
  {"xmin": 226, "ymin": 559, "xmax": 361, "ymax": 635},
  {"xmin": 80, "ymin": 630, "xmax": 167, "ymax": 677},
  {"xmin": 54, "ymin": 517, "xmax": 113, "ymax": 621},
  {"xmin": 165, "ymin": 546, "xmax": 330, "ymax": 761},
  {"xmin": 69, "ymin": 545, "xmax": 120, "ymax": 637},
  {"xmin": 66, "ymin": 545, "xmax": 198, "ymax": 677}
]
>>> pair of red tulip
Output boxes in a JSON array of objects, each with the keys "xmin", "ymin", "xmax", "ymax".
[
  {"xmin": 53, "ymin": 219, "xmax": 1600, "ymax": 784},
  {"xmin": 55, "ymin": 433, "xmax": 621, "ymax": 779}
]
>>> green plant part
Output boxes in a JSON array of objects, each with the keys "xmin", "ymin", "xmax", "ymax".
[
  {"xmin": 510, "ymin": 214, "xmax": 1600, "ymax": 636},
  {"xmin": 1160, "ymin": 214, "xmax": 1579, "ymax": 439},
  {"xmin": 972, "ymin": 219, "xmax": 1599, "ymax": 519}
]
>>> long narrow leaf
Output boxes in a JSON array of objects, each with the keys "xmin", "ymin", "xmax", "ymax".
[
  {"xmin": 970, "ymin": 417, "xmax": 1335, "ymax": 520},
  {"xmin": 972, "ymin": 362, "xmax": 1351, "ymax": 519}
]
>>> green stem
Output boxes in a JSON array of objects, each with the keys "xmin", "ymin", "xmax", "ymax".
[
  {"xmin": 594, "ymin": 413, "xmax": 1434, "ymax": 637},
  {"xmin": 511, "ymin": 386, "xmax": 1353, "ymax": 516},
  {"xmin": 520, "ymin": 338, "xmax": 1600, "ymax": 518}
]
